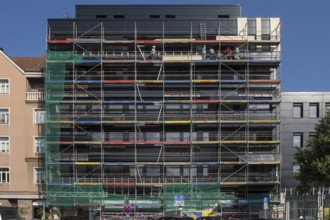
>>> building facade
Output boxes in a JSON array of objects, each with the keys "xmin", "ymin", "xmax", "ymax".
[
  {"xmin": 45, "ymin": 5, "xmax": 281, "ymax": 219},
  {"xmin": 281, "ymin": 92, "xmax": 330, "ymax": 188},
  {"xmin": 281, "ymin": 92, "xmax": 330, "ymax": 220},
  {"xmin": 0, "ymin": 49, "xmax": 45, "ymax": 219}
]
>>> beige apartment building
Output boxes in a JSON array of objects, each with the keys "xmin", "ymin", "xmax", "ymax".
[{"xmin": 0, "ymin": 49, "xmax": 45, "ymax": 219}]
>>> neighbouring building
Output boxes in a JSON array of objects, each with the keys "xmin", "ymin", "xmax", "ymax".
[
  {"xmin": 0, "ymin": 49, "xmax": 45, "ymax": 219},
  {"xmin": 281, "ymin": 92, "xmax": 330, "ymax": 220},
  {"xmin": 281, "ymin": 92, "xmax": 330, "ymax": 188},
  {"xmin": 46, "ymin": 5, "xmax": 281, "ymax": 219}
]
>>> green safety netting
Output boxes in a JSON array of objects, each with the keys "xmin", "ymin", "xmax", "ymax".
[
  {"xmin": 45, "ymin": 51, "xmax": 85, "ymax": 206},
  {"xmin": 164, "ymin": 184, "xmax": 220, "ymax": 211}
]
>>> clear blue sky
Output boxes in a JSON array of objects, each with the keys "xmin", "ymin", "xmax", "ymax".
[{"xmin": 1, "ymin": 0, "xmax": 329, "ymax": 92}]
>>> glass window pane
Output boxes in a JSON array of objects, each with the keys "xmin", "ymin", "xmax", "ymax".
[
  {"xmin": 0, "ymin": 168, "xmax": 9, "ymax": 183},
  {"xmin": 0, "ymin": 137, "xmax": 9, "ymax": 153},
  {"xmin": 293, "ymin": 133, "xmax": 303, "ymax": 148},
  {"xmin": 248, "ymin": 19, "xmax": 256, "ymax": 35},
  {"xmin": 35, "ymin": 137, "xmax": 45, "ymax": 153},
  {"xmin": 293, "ymin": 104, "xmax": 303, "ymax": 118},
  {"xmin": 261, "ymin": 19, "xmax": 270, "ymax": 34},
  {"xmin": 35, "ymin": 109, "xmax": 45, "ymax": 124},
  {"xmin": 166, "ymin": 167, "xmax": 180, "ymax": 177},
  {"xmin": 326, "ymin": 103, "xmax": 330, "ymax": 111},
  {"xmin": 293, "ymin": 164, "xmax": 300, "ymax": 173},
  {"xmin": 309, "ymin": 103, "xmax": 319, "ymax": 118},
  {"xmin": 0, "ymin": 80, "xmax": 9, "ymax": 94},
  {"xmin": 203, "ymin": 166, "xmax": 208, "ymax": 177},
  {"xmin": 146, "ymin": 166, "xmax": 160, "ymax": 177},
  {"xmin": 35, "ymin": 168, "xmax": 45, "ymax": 184},
  {"xmin": 0, "ymin": 109, "xmax": 9, "ymax": 124},
  {"xmin": 183, "ymin": 166, "xmax": 197, "ymax": 177}
]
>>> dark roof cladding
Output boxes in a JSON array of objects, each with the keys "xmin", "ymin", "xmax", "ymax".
[
  {"xmin": 11, "ymin": 55, "xmax": 45, "ymax": 72},
  {"xmin": 75, "ymin": 5, "xmax": 241, "ymax": 20}
]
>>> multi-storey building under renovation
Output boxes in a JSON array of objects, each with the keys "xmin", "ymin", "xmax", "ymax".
[{"xmin": 46, "ymin": 5, "xmax": 281, "ymax": 219}]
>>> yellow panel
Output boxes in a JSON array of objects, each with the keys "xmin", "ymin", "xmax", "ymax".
[{"xmin": 75, "ymin": 162, "xmax": 101, "ymax": 165}]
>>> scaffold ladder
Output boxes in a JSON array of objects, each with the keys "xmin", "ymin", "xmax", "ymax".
[{"xmin": 200, "ymin": 23, "xmax": 207, "ymax": 40}]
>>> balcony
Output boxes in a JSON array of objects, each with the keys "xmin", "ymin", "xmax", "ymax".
[{"xmin": 26, "ymin": 92, "xmax": 45, "ymax": 102}]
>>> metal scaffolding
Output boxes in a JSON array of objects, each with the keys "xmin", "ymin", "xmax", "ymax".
[{"xmin": 46, "ymin": 17, "xmax": 281, "ymax": 219}]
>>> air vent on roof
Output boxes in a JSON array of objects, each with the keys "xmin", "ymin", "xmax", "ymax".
[
  {"xmin": 149, "ymin": 15, "xmax": 160, "ymax": 19},
  {"xmin": 114, "ymin": 15, "xmax": 125, "ymax": 19},
  {"xmin": 96, "ymin": 15, "xmax": 107, "ymax": 19},
  {"xmin": 218, "ymin": 15, "xmax": 230, "ymax": 18},
  {"xmin": 165, "ymin": 15, "xmax": 176, "ymax": 19}
]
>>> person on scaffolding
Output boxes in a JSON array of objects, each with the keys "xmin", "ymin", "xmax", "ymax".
[
  {"xmin": 224, "ymin": 46, "xmax": 232, "ymax": 60},
  {"xmin": 234, "ymin": 46, "xmax": 240, "ymax": 60},
  {"xmin": 201, "ymin": 45, "xmax": 207, "ymax": 59},
  {"xmin": 209, "ymin": 47, "xmax": 215, "ymax": 60},
  {"xmin": 151, "ymin": 45, "xmax": 157, "ymax": 60}
]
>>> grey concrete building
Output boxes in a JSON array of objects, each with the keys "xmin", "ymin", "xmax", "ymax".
[
  {"xmin": 281, "ymin": 92, "xmax": 330, "ymax": 220},
  {"xmin": 281, "ymin": 92, "xmax": 330, "ymax": 188}
]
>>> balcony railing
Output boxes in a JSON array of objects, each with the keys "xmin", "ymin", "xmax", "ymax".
[{"xmin": 26, "ymin": 92, "xmax": 45, "ymax": 101}]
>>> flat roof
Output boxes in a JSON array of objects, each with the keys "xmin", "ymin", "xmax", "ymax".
[{"xmin": 75, "ymin": 4, "xmax": 241, "ymax": 20}]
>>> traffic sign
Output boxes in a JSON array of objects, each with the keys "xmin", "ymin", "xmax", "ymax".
[
  {"xmin": 174, "ymin": 195, "xmax": 185, "ymax": 206},
  {"xmin": 263, "ymin": 197, "xmax": 268, "ymax": 210},
  {"xmin": 124, "ymin": 204, "xmax": 131, "ymax": 213}
]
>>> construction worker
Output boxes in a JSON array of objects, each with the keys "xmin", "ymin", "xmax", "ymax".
[
  {"xmin": 202, "ymin": 45, "xmax": 207, "ymax": 59},
  {"xmin": 151, "ymin": 45, "xmax": 157, "ymax": 59},
  {"xmin": 224, "ymin": 47, "xmax": 232, "ymax": 60},
  {"xmin": 209, "ymin": 47, "xmax": 215, "ymax": 60},
  {"xmin": 234, "ymin": 46, "xmax": 240, "ymax": 60}
]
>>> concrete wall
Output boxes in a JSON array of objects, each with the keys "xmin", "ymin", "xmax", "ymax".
[{"xmin": 281, "ymin": 92, "xmax": 330, "ymax": 188}]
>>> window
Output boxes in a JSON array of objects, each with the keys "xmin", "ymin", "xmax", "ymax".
[
  {"xmin": 0, "ymin": 109, "xmax": 9, "ymax": 124},
  {"xmin": 0, "ymin": 168, "xmax": 10, "ymax": 183},
  {"xmin": 166, "ymin": 167, "xmax": 180, "ymax": 177},
  {"xmin": 113, "ymin": 15, "xmax": 125, "ymax": 19},
  {"xmin": 165, "ymin": 15, "xmax": 176, "ymax": 19},
  {"xmin": 34, "ymin": 137, "xmax": 45, "ymax": 153},
  {"xmin": 34, "ymin": 109, "xmax": 45, "ymax": 124},
  {"xmin": 203, "ymin": 166, "xmax": 208, "ymax": 177},
  {"xmin": 309, "ymin": 132, "xmax": 316, "ymax": 140},
  {"xmin": 219, "ymin": 20, "xmax": 238, "ymax": 35},
  {"xmin": 35, "ymin": 168, "xmax": 45, "ymax": 184},
  {"xmin": 183, "ymin": 166, "xmax": 197, "ymax": 177},
  {"xmin": 293, "ymin": 133, "xmax": 303, "ymax": 148},
  {"xmin": 149, "ymin": 15, "xmax": 160, "ymax": 19},
  {"xmin": 261, "ymin": 19, "xmax": 270, "ymax": 35},
  {"xmin": 326, "ymin": 103, "xmax": 330, "ymax": 112},
  {"xmin": 129, "ymin": 167, "xmax": 143, "ymax": 177},
  {"xmin": 0, "ymin": 137, "xmax": 9, "ymax": 153},
  {"xmin": 146, "ymin": 166, "xmax": 160, "ymax": 177},
  {"xmin": 0, "ymin": 79, "xmax": 9, "ymax": 94},
  {"xmin": 309, "ymin": 103, "xmax": 319, "ymax": 118},
  {"xmin": 292, "ymin": 164, "xmax": 300, "ymax": 174},
  {"xmin": 96, "ymin": 15, "xmax": 107, "ymax": 19},
  {"xmin": 247, "ymin": 19, "xmax": 256, "ymax": 35},
  {"xmin": 293, "ymin": 103, "xmax": 303, "ymax": 118}
]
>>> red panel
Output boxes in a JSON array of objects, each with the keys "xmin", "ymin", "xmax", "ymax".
[{"xmin": 48, "ymin": 39, "xmax": 73, "ymax": 43}]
